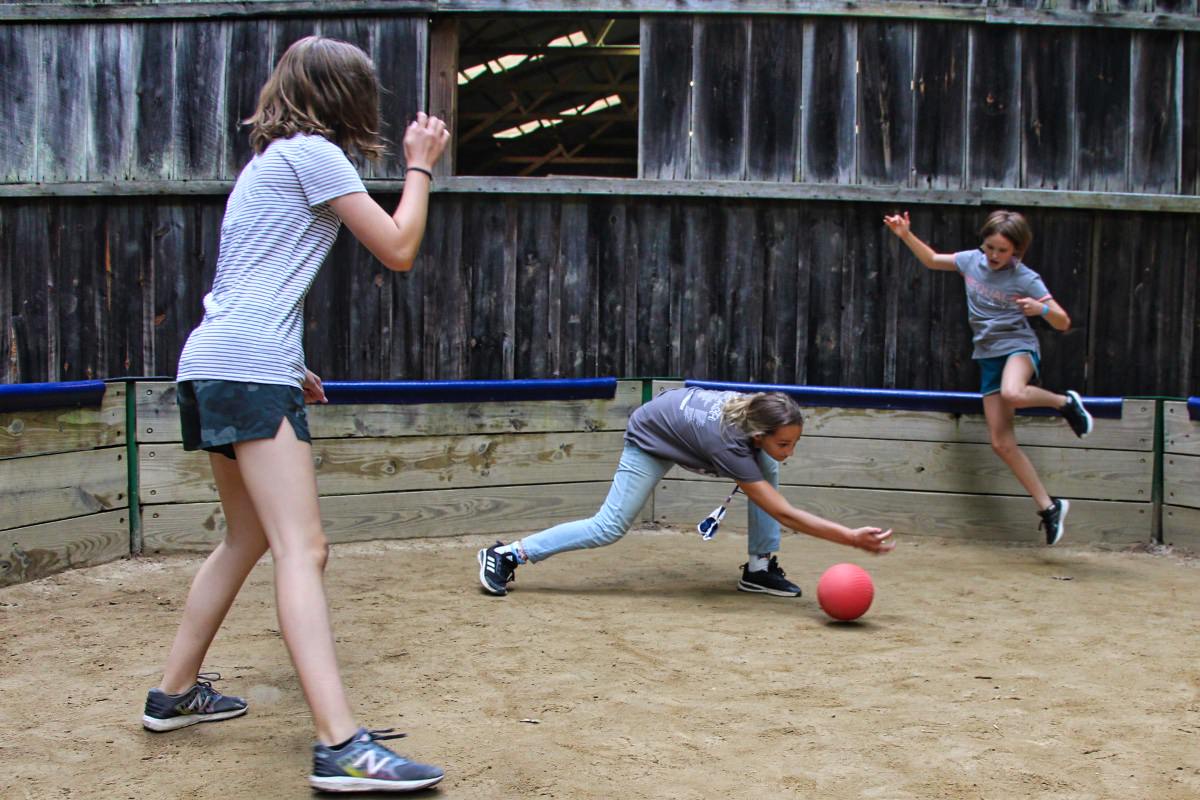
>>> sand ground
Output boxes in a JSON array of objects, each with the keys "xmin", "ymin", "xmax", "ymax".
[{"xmin": 1, "ymin": 528, "xmax": 1198, "ymax": 800}]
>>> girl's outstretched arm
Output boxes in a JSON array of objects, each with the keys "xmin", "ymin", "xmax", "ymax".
[
  {"xmin": 738, "ymin": 480, "xmax": 895, "ymax": 553},
  {"xmin": 883, "ymin": 211, "xmax": 957, "ymax": 271},
  {"xmin": 331, "ymin": 112, "xmax": 451, "ymax": 271}
]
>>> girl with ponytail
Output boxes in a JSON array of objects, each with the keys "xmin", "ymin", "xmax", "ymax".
[{"xmin": 477, "ymin": 387, "xmax": 893, "ymax": 598}]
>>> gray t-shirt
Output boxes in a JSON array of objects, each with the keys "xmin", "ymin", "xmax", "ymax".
[
  {"xmin": 177, "ymin": 133, "xmax": 366, "ymax": 386},
  {"xmin": 954, "ymin": 249, "xmax": 1051, "ymax": 359},
  {"xmin": 624, "ymin": 388, "xmax": 765, "ymax": 482}
]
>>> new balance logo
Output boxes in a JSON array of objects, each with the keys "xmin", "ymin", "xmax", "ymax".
[{"xmin": 350, "ymin": 747, "xmax": 393, "ymax": 775}]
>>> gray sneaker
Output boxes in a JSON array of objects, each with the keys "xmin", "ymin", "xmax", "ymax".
[
  {"xmin": 310, "ymin": 728, "xmax": 444, "ymax": 793},
  {"xmin": 142, "ymin": 672, "xmax": 248, "ymax": 732}
]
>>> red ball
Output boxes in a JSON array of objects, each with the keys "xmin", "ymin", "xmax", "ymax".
[{"xmin": 816, "ymin": 563, "xmax": 875, "ymax": 621}]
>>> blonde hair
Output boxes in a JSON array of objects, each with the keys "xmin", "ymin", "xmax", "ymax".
[
  {"xmin": 721, "ymin": 392, "xmax": 804, "ymax": 439},
  {"xmin": 246, "ymin": 36, "xmax": 385, "ymax": 161},
  {"xmin": 979, "ymin": 210, "xmax": 1033, "ymax": 258}
]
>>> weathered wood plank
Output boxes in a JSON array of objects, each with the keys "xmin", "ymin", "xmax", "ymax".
[
  {"xmin": 1129, "ymin": 30, "xmax": 1181, "ymax": 193},
  {"xmin": 802, "ymin": 19, "xmax": 857, "ymax": 183},
  {"xmin": 759, "ymin": 204, "xmax": 805, "ymax": 382},
  {"xmin": 1021, "ymin": 208, "xmax": 1092, "ymax": 392},
  {"xmin": 746, "ymin": 16, "xmax": 803, "ymax": 181},
  {"xmin": 0, "ymin": 23, "xmax": 40, "ymax": 182},
  {"xmin": 1162, "ymin": 503, "xmax": 1200, "ymax": 550},
  {"xmin": 173, "ymin": 20, "xmax": 230, "ymax": 180},
  {"xmin": 90, "ymin": 23, "xmax": 139, "ymax": 180},
  {"xmin": 514, "ymin": 199, "xmax": 559, "ymax": 378},
  {"xmin": 968, "ymin": 25, "xmax": 1022, "ymax": 188},
  {"xmin": 1164, "ymin": 451, "xmax": 1200, "ymax": 509},
  {"xmin": 134, "ymin": 22, "xmax": 177, "ymax": 180},
  {"xmin": 0, "ymin": 447, "xmax": 128, "ymax": 531},
  {"xmin": 363, "ymin": 15, "xmax": 426, "ymax": 180},
  {"xmin": 464, "ymin": 199, "xmax": 516, "ymax": 379},
  {"xmin": 668, "ymin": 437, "xmax": 1153, "ymax": 501},
  {"xmin": 1164, "ymin": 401, "xmax": 1200, "ymax": 454},
  {"xmin": 690, "ymin": 16, "xmax": 749, "ymax": 180},
  {"xmin": 140, "ymin": 430, "xmax": 627, "ymax": 504},
  {"xmin": 592, "ymin": 198, "xmax": 634, "ymax": 377},
  {"xmin": 655, "ymin": 479, "xmax": 1152, "ymax": 546},
  {"xmin": 1183, "ymin": 32, "xmax": 1200, "ymax": 195},
  {"xmin": 1022, "ymin": 27, "xmax": 1076, "ymax": 189},
  {"xmin": 857, "ymin": 20, "xmax": 914, "ymax": 186},
  {"xmin": 632, "ymin": 202, "xmax": 676, "ymax": 376},
  {"xmin": 141, "ymin": 481, "xmax": 634, "ymax": 553},
  {"xmin": 427, "ymin": 16, "xmax": 458, "ymax": 178},
  {"xmin": 38, "ymin": 24, "xmax": 93, "ymax": 183},
  {"xmin": 556, "ymin": 200, "xmax": 597, "ymax": 378},
  {"xmin": 420, "ymin": 196, "xmax": 468, "ymax": 379},
  {"xmin": 134, "ymin": 380, "xmax": 642, "ymax": 442},
  {"xmin": 0, "ymin": 384, "xmax": 126, "ymax": 459},
  {"xmin": 0, "ymin": 508, "xmax": 129, "ymax": 587},
  {"xmin": 639, "ymin": 16, "xmax": 693, "ymax": 180},
  {"xmin": 913, "ymin": 22, "xmax": 967, "ymax": 189},
  {"xmin": 1075, "ymin": 27, "xmax": 1131, "ymax": 191},
  {"xmin": 6, "ymin": 205, "xmax": 52, "ymax": 382}
]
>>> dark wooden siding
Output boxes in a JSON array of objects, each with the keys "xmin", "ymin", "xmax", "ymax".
[{"xmin": 2, "ymin": 195, "xmax": 1197, "ymax": 396}]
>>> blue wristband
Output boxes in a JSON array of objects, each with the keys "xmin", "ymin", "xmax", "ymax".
[{"xmin": 1040, "ymin": 303, "xmax": 1050, "ymax": 317}]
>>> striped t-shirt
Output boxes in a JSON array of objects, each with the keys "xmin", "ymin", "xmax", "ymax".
[{"xmin": 177, "ymin": 133, "xmax": 366, "ymax": 386}]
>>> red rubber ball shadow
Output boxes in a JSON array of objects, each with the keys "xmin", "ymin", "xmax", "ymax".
[{"xmin": 816, "ymin": 563, "xmax": 875, "ymax": 621}]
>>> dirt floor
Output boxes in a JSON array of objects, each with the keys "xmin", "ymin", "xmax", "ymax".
[{"xmin": 2, "ymin": 528, "xmax": 1199, "ymax": 800}]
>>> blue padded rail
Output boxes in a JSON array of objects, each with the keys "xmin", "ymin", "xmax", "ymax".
[
  {"xmin": 1189, "ymin": 397, "xmax": 1200, "ymax": 421},
  {"xmin": 684, "ymin": 380, "xmax": 1125, "ymax": 419},
  {"xmin": 0, "ymin": 380, "xmax": 107, "ymax": 412},
  {"xmin": 323, "ymin": 377, "xmax": 618, "ymax": 405}
]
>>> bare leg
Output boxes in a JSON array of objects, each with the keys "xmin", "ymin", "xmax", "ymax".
[
  {"xmin": 232, "ymin": 420, "xmax": 357, "ymax": 746},
  {"xmin": 985, "ymin": 356, "xmax": 1052, "ymax": 511},
  {"xmin": 159, "ymin": 452, "xmax": 270, "ymax": 694},
  {"xmin": 997, "ymin": 353, "xmax": 1066, "ymax": 410}
]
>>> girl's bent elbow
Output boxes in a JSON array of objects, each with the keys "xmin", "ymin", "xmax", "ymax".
[{"xmin": 383, "ymin": 251, "xmax": 417, "ymax": 271}]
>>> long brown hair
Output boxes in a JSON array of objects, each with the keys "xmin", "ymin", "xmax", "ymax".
[{"xmin": 245, "ymin": 36, "xmax": 385, "ymax": 160}]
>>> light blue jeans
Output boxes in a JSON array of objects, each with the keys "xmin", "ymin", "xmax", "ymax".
[{"xmin": 520, "ymin": 443, "xmax": 781, "ymax": 562}]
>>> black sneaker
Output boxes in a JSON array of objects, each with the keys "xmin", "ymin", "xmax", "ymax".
[
  {"xmin": 1061, "ymin": 390, "xmax": 1094, "ymax": 438},
  {"xmin": 1039, "ymin": 497, "xmax": 1070, "ymax": 546},
  {"xmin": 737, "ymin": 556, "xmax": 802, "ymax": 597},
  {"xmin": 310, "ymin": 727, "xmax": 444, "ymax": 793},
  {"xmin": 477, "ymin": 542, "xmax": 519, "ymax": 596},
  {"xmin": 142, "ymin": 673, "xmax": 248, "ymax": 732}
]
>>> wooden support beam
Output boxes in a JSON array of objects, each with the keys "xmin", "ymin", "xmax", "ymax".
[{"xmin": 428, "ymin": 16, "xmax": 459, "ymax": 177}]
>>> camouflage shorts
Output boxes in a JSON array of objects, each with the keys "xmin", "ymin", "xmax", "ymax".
[{"xmin": 176, "ymin": 380, "xmax": 311, "ymax": 459}]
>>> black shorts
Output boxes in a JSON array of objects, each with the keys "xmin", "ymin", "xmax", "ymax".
[{"xmin": 176, "ymin": 380, "xmax": 311, "ymax": 460}]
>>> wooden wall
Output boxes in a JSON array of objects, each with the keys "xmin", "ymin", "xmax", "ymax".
[
  {"xmin": 1, "ymin": 6, "xmax": 1198, "ymax": 397},
  {"xmin": 0, "ymin": 385, "xmax": 130, "ymax": 585},
  {"xmin": 2, "ymin": 196, "xmax": 1197, "ymax": 396},
  {"xmin": 650, "ymin": 380, "xmax": 1156, "ymax": 547},
  {"xmin": 134, "ymin": 379, "xmax": 645, "ymax": 552},
  {"xmin": 1163, "ymin": 400, "xmax": 1200, "ymax": 548}
]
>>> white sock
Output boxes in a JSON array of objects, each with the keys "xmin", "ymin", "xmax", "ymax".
[
  {"xmin": 495, "ymin": 541, "xmax": 527, "ymax": 564},
  {"xmin": 747, "ymin": 553, "xmax": 770, "ymax": 572}
]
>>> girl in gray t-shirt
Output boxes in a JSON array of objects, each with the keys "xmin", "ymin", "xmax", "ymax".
[
  {"xmin": 883, "ymin": 209, "xmax": 1094, "ymax": 546},
  {"xmin": 477, "ymin": 388, "xmax": 893, "ymax": 598}
]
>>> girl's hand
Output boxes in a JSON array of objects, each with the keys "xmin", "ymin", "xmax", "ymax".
[
  {"xmin": 883, "ymin": 211, "xmax": 911, "ymax": 238},
  {"xmin": 1015, "ymin": 296, "xmax": 1048, "ymax": 317},
  {"xmin": 848, "ymin": 527, "xmax": 895, "ymax": 553},
  {"xmin": 403, "ymin": 112, "xmax": 450, "ymax": 171},
  {"xmin": 302, "ymin": 369, "xmax": 327, "ymax": 404}
]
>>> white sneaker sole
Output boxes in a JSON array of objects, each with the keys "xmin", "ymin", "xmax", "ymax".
[
  {"xmin": 737, "ymin": 580, "xmax": 801, "ymax": 598},
  {"xmin": 142, "ymin": 706, "xmax": 247, "ymax": 732},
  {"xmin": 477, "ymin": 549, "xmax": 508, "ymax": 596},
  {"xmin": 309, "ymin": 773, "xmax": 444, "ymax": 793},
  {"xmin": 1046, "ymin": 498, "xmax": 1069, "ymax": 546},
  {"xmin": 1066, "ymin": 391, "xmax": 1094, "ymax": 438}
]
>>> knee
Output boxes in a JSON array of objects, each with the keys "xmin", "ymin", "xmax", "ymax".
[
  {"xmin": 999, "ymin": 386, "xmax": 1024, "ymax": 406},
  {"xmin": 991, "ymin": 437, "xmax": 1018, "ymax": 459},
  {"xmin": 273, "ymin": 529, "xmax": 330, "ymax": 571},
  {"xmin": 591, "ymin": 512, "xmax": 633, "ymax": 546}
]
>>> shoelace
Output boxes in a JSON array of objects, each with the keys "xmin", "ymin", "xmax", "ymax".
[
  {"xmin": 187, "ymin": 672, "xmax": 226, "ymax": 712},
  {"xmin": 363, "ymin": 728, "xmax": 407, "ymax": 742},
  {"xmin": 767, "ymin": 556, "xmax": 786, "ymax": 576}
]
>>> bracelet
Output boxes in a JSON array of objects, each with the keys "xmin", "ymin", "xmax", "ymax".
[
  {"xmin": 1041, "ymin": 303, "xmax": 1050, "ymax": 317},
  {"xmin": 405, "ymin": 166, "xmax": 433, "ymax": 181}
]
